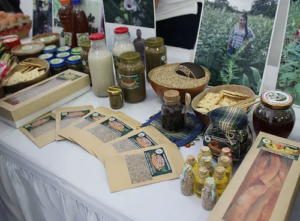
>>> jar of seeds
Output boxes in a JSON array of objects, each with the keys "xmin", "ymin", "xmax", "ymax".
[
  {"xmin": 180, "ymin": 165, "xmax": 194, "ymax": 196},
  {"xmin": 161, "ymin": 90, "xmax": 185, "ymax": 132},
  {"xmin": 202, "ymin": 177, "xmax": 218, "ymax": 211}
]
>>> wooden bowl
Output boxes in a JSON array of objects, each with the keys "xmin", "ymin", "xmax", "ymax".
[
  {"xmin": 192, "ymin": 85, "xmax": 256, "ymax": 125},
  {"xmin": 148, "ymin": 63, "xmax": 210, "ymax": 103},
  {"xmin": 3, "ymin": 58, "xmax": 50, "ymax": 93},
  {"xmin": 32, "ymin": 33, "xmax": 60, "ymax": 47}
]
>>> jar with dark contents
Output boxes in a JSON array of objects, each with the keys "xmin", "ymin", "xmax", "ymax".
[
  {"xmin": 145, "ymin": 37, "xmax": 167, "ymax": 80},
  {"xmin": 161, "ymin": 90, "xmax": 185, "ymax": 132},
  {"xmin": 67, "ymin": 55, "xmax": 83, "ymax": 72},
  {"xmin": 80, "ymin": 41, "xmax": 91, "ymax": 75},
  {"xmin": 49, "ymin": 58, "xmax": 68, "ymax": 76},
  {"xmin": 107, "ymin": 85, "xmax": 123, "ymax": 109},
  {"xmin": 253, "ymin": 91, "xmax": 295, "ymax": 138}
]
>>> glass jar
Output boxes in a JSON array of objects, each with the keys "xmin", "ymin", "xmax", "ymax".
[
  {"xmin": 81, "ymin": 41, "xmax": 91, "ymax": 75},
  {"xmin": 194, "ymin": 166, "xmax": 209, "ymax": 198},
  {"xmin": 202, "ymin": 178, "xmax": 217, "ymax": 211},
  {"xmin": 180, "ymin": 165, "xmax": 194, "ymax": 196},
  {"xmin": 119, "ymin": 51, "xmax": 146, "ymax": 103},
  {"xmin": 113, "ymin": 27, "xmax": 135, "ymax": 84},
  {"xmin": 161, "ymin": 90, "xmax": 185, "ymax": 132},
  {"xmin": 43, "ymin": 45, "xmax": 57, "ymax": 55},
  {"xmin": 145, "ymin": 37, "xmax": 167, "ymax": 80},
  {"xmin": 213, "ymin": 166, "xmax": 228, "ymax": 198},
  {"xmin": 57, "ymin": 46, "xmax": 71, "ymax": 54},
  {"xmin": 56, "ymin": 52, "xmax": 71, "ymax": 61},
  {"xmin": 67, "ymin": 55, "xmax": 83, "ymax": 72},
  {"xmin": 49, "ymin": 58, "xmax": 68, "ymax": 76},
  {"xmin": 107, "ymin": 85, "xmax": 123, "ymax": 109},
  {"xmin": 71, "ymin": 47, "xmax": 82, "ymax": 55},
  {"xmin": 253, "ymin": 91, "xmax": 295, "ymax": 138},
  {"xmin": 38, "ymin": 53, "xmax": 54, "ymax": 62}
]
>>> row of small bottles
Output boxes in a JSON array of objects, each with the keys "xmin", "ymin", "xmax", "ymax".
[{"xmin": 180, "ymin": 147, "xmax": 232, "ymax": 210}]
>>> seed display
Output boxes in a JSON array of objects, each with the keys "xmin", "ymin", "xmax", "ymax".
[
  {"xmin": 181, "ymin": 168, "xmax": 195, "ymax": 196},
  {"xmin": 29, "ymin": 121, "xmax": 56, "ymax": 138},
  {"xmin": 125, "ymin": 153, "xmax": 153, "ymax": 184},
  {"xmin": 60, "ymin": 116, "xmax": 81, "ymax": 129},
  {"xmin": 112, "ymin": 139, "xmax": 138, "ymax": 153},
  {"xmin": 75, "ymin": 119, "xmax": 92, "ymax": 129},
  {"xmin": 87, "ymin": 124, "xmax": 119, "ymax": 143}
]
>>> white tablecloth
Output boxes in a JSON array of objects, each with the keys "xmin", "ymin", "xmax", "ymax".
[{"xmin": 0, "ymin": 46, "xmax": 299, "ymax": 221}]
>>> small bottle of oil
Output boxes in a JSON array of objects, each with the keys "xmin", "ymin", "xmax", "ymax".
[
  {"xmin": 194, "ymin": 166, "xmax": 209, "ymax": 198},
  {"xmin": 194, "ymin": 146, "xmax": 213, "ymax": 174},
  {"xmin": 218, "ymin": 148, "xmax": 232, "ymax": 166},
  {"xmin": 217, "ymin": 156, "xmax": 232, "ymax": 185},
  {"xmin": 202, "ymin": 157, "xmax": 214, "ymax": 177},
  {"xmin": 183, "ymin": 155, "xmax": 197, "ymax": 168},
  {"xmin": 213, "ymin": 166, "xmax": 228, "ymax": 198}
]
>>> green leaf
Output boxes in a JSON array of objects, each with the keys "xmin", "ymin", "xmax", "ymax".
[
  {"xmin": 295, "ymin": 84, "xmax": 300, "ymax": 94},
  {"xmin": 161, "ymin": 167, "xmax": 167, "ymax": 172},
  {"xmin": 279, "ymin": 72, "xmax": 299, "ymax": 81},
  {"xmin": 250, "ymin": 67, "xmax": 261, "ymax": 84},
  {"xmin": 243, "ymin": 74, "xmax": 251, "ymax": 87},
  {"xmin": 284, "ymin": 87, "xmax": 294, "ymax": 95}
]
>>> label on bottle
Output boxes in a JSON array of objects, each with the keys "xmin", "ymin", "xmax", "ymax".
[
  {"xmin": 144, "ymin": 148, "xmax": 172, "ymax": 177},
  {"xmin": 76, "ymin": 33, "xmax": 89, "ymax": 46},
  {"xmin": 160, "ymin": 54, "xmax": 167, "ymax": 65},
  {"xmin": 119, "ymin": 74, "xmax": 140, "ymax": 90},
  {"xmin": 128, "ymin": 132, "xmax": 157, "ymax": 149},
  {"xmin": 64, "ymin": 32, "xmax": 72, "ymax": 46},
  {"xmin": 82, "ymin": 59, "xmax": 90, "ymax": 74},
  {"xmin": 100, "ymin": 117, "xmax": 133, "ymax": 137}
]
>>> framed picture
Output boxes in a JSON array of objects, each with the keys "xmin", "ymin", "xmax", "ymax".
[
  {"xmin": 193, "ymin": 0, "xmax": 280, "ymax": 95},
  {"xmin": 33, "ymin": 0, "xmax": 53, "ymax": 36}
]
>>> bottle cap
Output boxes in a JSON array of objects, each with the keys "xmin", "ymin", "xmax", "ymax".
[
  {"xmin": 164, "ymin": 90, "xmax": 180, "ymax": 102},
  {"xmin": 114, "ymin": 27, "xmax": 129, "ymax": 34},
  {"xmin": 49, "ymin": 58, "xmax": 65, "ymax": 68},
  {"xmin": 60, "ymin": 0, "xmax": 71, "ymax": 4},
  {"xmin": 43, "ymin": 45, "xmax": 57, "ymax": 54},
  {"xmin": 72, "ymin": 0, "xmax": 81, "ymax": 5},
  {"xmin": 38, "ymin": 53, "xmax": 54, "ymax": 61},
  {"xmin": 71, "ymin": 47, "xmax": 82, "ymax": 55},
  {"xmin": 67, "ymin": 55, "xmax": 81, "ymax": 64},
  {"xmin": 120, "ymin": 51, "xmax": 140, "ymax": 64},
  {"xmin": 146, "ymin": 37, "xmax": 164, "ymax": 47},
  {"xmin": 89, "ymin": 33, "xmax": 105, "ymax": 41},
  {"xmin": 56, "ymin": 52, "xmax": 71, "ymax": 60},
  {"xmin": 57, "ymin": 46, "xmax": 71, "ymax": 53},
  {"xmin": 261, "ymin": 91, "xmax": 293, "ymax": 110}
]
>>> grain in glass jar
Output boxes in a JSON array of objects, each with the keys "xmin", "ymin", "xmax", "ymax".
[
  {"xmin": 202, "ymin": 178, "xmax": 217, "ymax": 211},
  {"xmin": 253, "ymin": 91, "xmax": 295, "ymax": 138},
  {"xmin": 67, "ymin": 55, "xmax": 83, "ymax": 72},
  {"xmin": 119, "ymin": 51, "xmax": 146, "ymax": 103},
  {"xmin": 161, "ymin": 90, "xmax": 185, "ymax": 132},
  {"xmin": 107, "ymin": 86, "xmax": 123, "ymax": 109},
  {"xmin": 180, "ymin": 165, "xmax": 194, "ymax": 196},
  {"xmin": 49, "ymin": 58, "xmax": 67, "ymax": 75},
  {"xmin": 145, "ymin": 37, "xmax": 167, "ymax": 80}
]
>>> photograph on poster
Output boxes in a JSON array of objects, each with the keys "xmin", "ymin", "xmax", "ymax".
[
  {"xmin": 194, "ymin": 0, "xmax": 278, "ymax": 95},
  {"xmin": 103, "ymin": 0, "xmax": 155, "ymax": 29},
  {"xmin": 33, "ymin": 0, "xmax": 53, "ymax": 36},
  {"xmin": 276, "ymin": 0, "xmax": 300, "ymax": 106}
]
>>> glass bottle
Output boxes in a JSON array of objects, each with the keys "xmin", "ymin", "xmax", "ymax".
[
  {"xmin": 183, "ymin": 155, "xmax": 197, "ymax": 168},
  {"xmin": 80, "ymin": 40, "xmax": 91, "ymax": 76},
  {"xmin": 88, "ymin": 33, "xmax": 115, "ymax": 97},
  {"xmin": 180, "ymin": 165, "xmax": 194, "ymax": 196},
  {"xmin": 202, "ymin": 157, "xmax": 214, "ymax": 177},
  {"xmin": 217, "ymin": 156, "xmax": 232, "ymax": 185},
  {"xmin": 119, "ymin": 51, "xmax": 146, "ymax": 103},
  {"xmin": 218, "ymin": 147, "xmax": 232, "ymax": 166},
  {"xmin": 194, "ymin": 146, "xmax": 213, "ymax": 174},
  {"xmin": 194, "ymin": 166, "xmax": 209, "ymax": 198},
  {"xmin": 71, "ymin": 0, "xmax": 89, "ymax": 48},
  {"xmin": 213, "ymin": 166, "xmax": 228, "ymax": 198},
  {"xmin": 161, "ymin": 90, "xmax": 185, "ymax": 132},
  {"xmin": 202, "ymin": 178, "xmax": 218, "ymax": 211},
  {"xmin": 253, "ymin": 90, "xmax": 295, "ymax": 138},
  {"xmin": 107, "ymin": 85, "xmax": 123, "ymax": 109},
  {"xmin": 145, "ymin": 37, "xmax": 167, "ymax": 80},
  {"xmin": 112, "ymin": 27, "xmax": 135, "ymax": 84},
  {"xmin": 58, "ymin": 0, "xmax": 73, "ymax": 46}
]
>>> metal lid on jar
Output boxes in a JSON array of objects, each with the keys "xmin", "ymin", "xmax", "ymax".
[
  {"xmin": 120, "ymin": 51, "xmax": 140, "ymax": 63},
  {"xmin": 146, "ymin": 37, "xmax": 164, "ymax": 47},
  {"xmin": 163, "ymin": 90, "xmax": 180, "ymax": 102},
  {"xmin": 107, "ymin": 86, "xmax": 122, "ymax": 95},
  {"xmin": 49, "ymin": 58, "xmax": 65, "ymax": 68},
  {"xmin": 67, "ymin": 55, "xmax": 81, "ymax": 64},
  {"xmin": 261, "ymin": 91, "xmax": 293, "ymax": 110},
  {"xmin": 114, "ymin": 27, "xmax": 129, "ymax": 34}
]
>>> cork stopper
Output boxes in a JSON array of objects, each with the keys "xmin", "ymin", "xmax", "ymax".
[
  {"xmin": 204, "ymin": 178, "xmax": 213, "ymax": 190},
  {"xmin": 202, "ymin": 146, "xmax": 211, "ymax": 156},
  {"xmin": 220, "ymin": 156, "xmax": 230, "ymax": 168},
  {"xmin": 186, "ymin": 155, "xmax": 196, "ymax": 166},
  {"xmin": 185, "ymin": 166, "xmax": 194, "ymax": 177},
  {"xmin": 164, "ymin": 90, "xmax": 180, "ymax": 102},
  {"xmin": 203, "ymin": 158, "xmax": 213, "ymax": 170},
  {"xmin": 215, "ymin": 166, "xmax": 226, "ymax": 180},
  {"xmin": 198, "ymin": 166, "xmax": 208, "ymax": 179},
  {"xmin": 222, "ymin": 148, "xmax": 230, "ymax": 156}
]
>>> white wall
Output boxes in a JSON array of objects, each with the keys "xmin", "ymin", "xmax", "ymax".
[{"xmin": 20, "ymin": 0, "xmax": 33, "ymax": 19}]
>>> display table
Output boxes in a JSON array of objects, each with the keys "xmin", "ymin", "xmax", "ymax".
[{"xmin": 0, "ymin": 46, "xmax": 299, "ymax": 221}]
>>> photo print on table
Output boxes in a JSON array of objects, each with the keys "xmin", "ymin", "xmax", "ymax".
[
  {"xmin": 33, "ymin": 0, "xmax": 53, "ymax": 35},
  {"xmin": 194, "ymin": 0, "xmax": 279, "ymax": 95},
  {"xmin": 103, "ymin": 0, "xmax": 156, "ymax": 63}
]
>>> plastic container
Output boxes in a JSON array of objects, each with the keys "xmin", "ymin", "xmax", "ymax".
[
  {"xmin": 32, "ymin": 33, "xmax": 60, "ymax": 47},
  {"xmin": 67, "ymin": 55, "xmax": 83, "ymax": 72},
  {"xmin": 71, "ymin": 0, "xmax": 89, "ymax": 48},
  {"xmin": 56, "ymin": 52, "xmax": 71, "ymax": 61},
  {"xmin": 3, "ymin": 36, "xmax": 21, "ymax": 52},
  {"xmin": 57, "ymin": 46, "xmax": 71, "ymax": 53},
  {"xmin": 59, "ymin": 0, "xmax": 73, "ymax": 46},
  {"xmin": 43, "ymin": 45, "xmax": 57, "ymax": 55},
  {"xmin": 71, "ymin": 47, "xmax": 82, "ymax": 55},
  {"xmin": 11, "ymin": 42, "xmax": 45, "ymax": 61},
  {"xmin": 49, "ymin": 58, "xmax": 68, "ymax": 76},
  {"xmin": 38, "ymin": 53, "xmax": 54, "ymax": 62}
]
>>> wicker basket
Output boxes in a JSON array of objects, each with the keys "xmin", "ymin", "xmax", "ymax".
[{"xmin": 192, "ymin": 85, "xmax": 256, "ymax": 125}]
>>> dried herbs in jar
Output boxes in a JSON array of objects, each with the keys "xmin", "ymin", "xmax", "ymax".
[
  {"xmin": 180, "ymin": 165, "xmax": 194, "ymax": 196},
  {"xmin": 202, "ymin": 178, "xmax": 217, "ymax": 211}
]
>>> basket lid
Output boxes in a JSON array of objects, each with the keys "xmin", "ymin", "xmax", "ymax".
[
  {"xmin": 12, "ymin": 42, "xmax": 45, "ymax": 55},
  {"xmin": 32, "ymin": 33, "xmax": 60, "ymax": 44}
]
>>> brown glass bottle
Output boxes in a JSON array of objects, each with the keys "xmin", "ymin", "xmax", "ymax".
[{"xmin": 58, "ymin": 0, "xmax": 73, "ymax": 46}]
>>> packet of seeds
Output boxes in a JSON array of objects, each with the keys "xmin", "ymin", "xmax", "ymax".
[
  {"xmin": 105, "ymin": 143, "xmax": 184, "ymax": 192},
  {"xmin": 93, "ymin": 126, "xmax": 172, "ymax": 165},
  {"xmin": 19, "ymin": 112, "xmax": 56, "ymax": 148},
  {"xmin": 59, "ymin": 106, "xmax": 114, "ymax": 141},
  {"xmin": 55, "ymin": 105, "xmax": 94, "ymax": 141},
  {"xmin": 69, "ymin": 112, "xmax": 141, "ymax": 155}
]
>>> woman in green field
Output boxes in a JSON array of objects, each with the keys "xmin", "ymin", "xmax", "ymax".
[{"xmin": 227, "ymin": 13, "xmax": 255, "ymax": 56}]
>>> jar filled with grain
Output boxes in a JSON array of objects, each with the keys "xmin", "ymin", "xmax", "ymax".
[
  {"xmin": 202, "ymin": 178, "xmax": 218, "ymax": 211},
  {"xmin": 161, "ymin": 90, "xmax": 185, "ymax": 132},
  {"xmin": 180, "ymin": 165, "xmax": 194, "ymax": 196},
  {"xmin": 201, "ymin": 157, "xmax": 214, "ymax": 177},
  {"xmin": 183, "ymin": 155, "xmax": 197, "ymax": 168},
  {"xmin": 194, "ymin": 166, "xmax": 209, "ymax": 198},
  {"xmin": 107, "ymin": 85, "xmax": 123, "ymax": 109},
  {"xmin": 119, "ymin": 51, "xmax": 146, "ymax": 103},
  {"xmin": 217, "ymin": 156, "xmax": 232, "ymax": 185},
  {"xmin": 145, "ymin": 37, "xmax": 167, "ymax": 80},
  {"xmin": 213, "ymin": 166, "xmax": 228, "ymax": 198}
]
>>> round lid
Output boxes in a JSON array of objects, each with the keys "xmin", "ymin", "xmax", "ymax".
[
  {"xmin": 107, "ymin": 86, "xmax": 122, "ymax": 95},
  {"xmin": 146, "ymin": 37, "xmax": 164, "ymax": 47},
  {"xmin": 67, "ymin": 55, "xmax": 81, "ymax": 64},
  {"xmin": 261, "ymin": 91, "xmax": 293, "ymax": 110},
  {"xmin": 57, "ymin": 46, "xmax": 71, "ymax": 52},
  {"xmin": 12, "ymin": 42, "xmax": 45, "ymax": 55},
  {"xmin": 71, "ymin": 47, "xmax": 82, "ymax": 54},
  {"xmin": 163, "ymin": 90, "xmax": 180, "ymax": 102},
  {"xmin": 56, "ymin": 52, "xmax": 71, "ymax": 58},
  {"xmin": 114, "ymin": 27, "xmax": 129, "ymax": 34},
  {"xmin": 120, "ymin": 51, "xmax": 140, "ymax": 63},
  {"xmin": 215, "ymin": 166, "xmax": 225, "ymax": 179},
  {"xmin": 72, "ymin": 0, "xmax": 81, "ymax": 5},
  {"xmin": 43, "ymin": 45, "xmax": 57, "ymax": 53},
  {"xmin": 38, "ymin": 53, "xmax": 54, "ymax": 60},
  {"xmin": 89, "ymin": 33, "xmax": 105, "ymax": 41},
  {"xmin": 49, "ymin": 58, "xmax": 65, "ymax": 67},
  {"xmin": 220, "ymin": 156, "xmax": 230, "ymax": 167},
  {"xmin": 60, "ymin": 0, "xmax": 71, "ymax": 4}
]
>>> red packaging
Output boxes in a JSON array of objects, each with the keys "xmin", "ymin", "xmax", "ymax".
[{"xmin": 3, "ymin": 36, "xmax": 21, "ymax": 52}]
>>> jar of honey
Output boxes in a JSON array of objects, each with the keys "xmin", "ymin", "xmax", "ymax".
[{"xmin": 253, "ymin": 91, "xmax": 295, "ymax": 138}]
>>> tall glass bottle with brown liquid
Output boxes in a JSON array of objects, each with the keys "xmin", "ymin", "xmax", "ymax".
[
  {"xmin": 59, "ymin": 0, "xmax": 73, "ymax": 46},
  {"xmin": 71, "ymin": 0, "xmax": 89, "ymax": 48}
]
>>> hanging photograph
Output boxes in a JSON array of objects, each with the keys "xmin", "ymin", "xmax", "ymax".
[
  {"xmin": 276, "ymin": 0, "xmax": 300, "ymax": 106},
  {"xmin": 33, "ymin": 0, "xmax": 53, "ymax": 36},
  {"xmin": 194, "ymin": 0, "xmax": 279, "ymax": 95}
]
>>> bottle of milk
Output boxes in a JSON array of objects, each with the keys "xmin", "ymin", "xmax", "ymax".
[
  {"xmin": 88, "ymin": 33, "xmax": 115, "ymax": 97},
  {"xmin": 112, "ymin": 27, "xmax": 135, "ymax": 85}
]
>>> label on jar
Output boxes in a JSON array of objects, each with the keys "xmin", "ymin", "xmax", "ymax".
[
  {"xmin": 144, "ymin": 148, "xmax": 172, "ymax": 177},
  {"xmin": 45, "ymin": 45, "xmax": 56, "ymax": 51},
  {"xmin": 82, "ymin": 59, "xmax": 90, "ymax": 74},
  {"xmin": 160, "ymin": 54, "xmax": 167, "ymax": 65},
  {"xmin": 22, "ymin": 45, "xmax": 33, "ymax": 51},
  {"xmin": 40, "ymin": 35, "xmax": 56, "ymax": 42},
  {"xmin": 57, "ymin": 52, "xmax": 70, "ymax": 58},
  {"xmin": 39, "ymin": 54, "xmax": 53, "ymax": 59},
  {"xmin": 119, "ymin": 74, "xmax": 140, "ymax": 90},
  {"xmin": 65, "ymin": 32, "xmax": 72, "ymax": 46},
  {"xmin": 77, "ymin": 33, "xmax": 89, "ymax": 46}
]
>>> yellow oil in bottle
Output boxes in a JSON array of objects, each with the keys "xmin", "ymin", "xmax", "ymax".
[
  {"xmin": 194, "ymin": 166, "xmax": 209, "ymax": 198},
  {"xmin": 213, "ymin": 166, "xmax": 228, "ymax": 198},
  {"xmin": 197, "ymin": 146, "xmax": 213, "ymax": 162},
  {"xmin": 218, "ymin": 148, "xmax": 232, "ymax": 166},
  {"xmin": 202, "ymin": 157, "xmax": 214, "ymax": 177},
  {"xmin": 183, "ymin": 155, "xmax": 197, "ymax": 168},
  {"xmin": 217, "ymin": 156, "xmax": 232, "ymax": 185}
]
